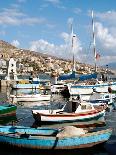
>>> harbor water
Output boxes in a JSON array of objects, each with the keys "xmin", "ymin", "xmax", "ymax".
[{"xmin": 0, "ymin": 86, "xmax": 116, "ymax": 155}]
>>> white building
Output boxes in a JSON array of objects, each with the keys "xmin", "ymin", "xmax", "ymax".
[{"xmin": 6, "ymin": 58, "xmax": 18, "ymax": 80}]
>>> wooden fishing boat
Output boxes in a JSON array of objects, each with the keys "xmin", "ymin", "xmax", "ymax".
[
  {"xmin": 32, "ymin": 99, "xmax": 106, "ymax": 124},
  {"xmin": 0, "ymin": 104, "xmax": 17, "ymax": 117},
  {"xmin": 0, "ymin": 125, "xmax": 112, "ymax": 149},
  {"xmin": 10, "ymin": 93, "xmax": 51, "ymax": 103},
  {"xmin": 0, "ymin": 125, "xmax": 58, "ymax": 136}
]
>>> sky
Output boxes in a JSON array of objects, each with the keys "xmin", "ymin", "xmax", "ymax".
[{"xmin": 0, "ymin": 0, "xmax": 116, "ymax": 67}]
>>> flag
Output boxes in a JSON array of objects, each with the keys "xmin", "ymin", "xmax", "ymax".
[{"xmin": 96, "ymin": 53, "xmax": 100, "ymax": 60}]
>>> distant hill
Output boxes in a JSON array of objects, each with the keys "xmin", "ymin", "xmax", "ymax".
[
  {"xmin": 0, "ymin": 40, "xmax": 67, "ymax": 61},
  {"xmin": 0, "ymin": 40, "xmax": 110, "ymax": 74},
  {"xmin": 0, "ymin": 40, "xmax": 16, "ymax": 49}
]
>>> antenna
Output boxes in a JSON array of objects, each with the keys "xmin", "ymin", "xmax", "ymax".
[{"xmin": 91, "ymin": 10, "xmax": 97, "ymax": 72}]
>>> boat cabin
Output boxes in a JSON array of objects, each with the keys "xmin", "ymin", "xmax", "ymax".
[{"xmin": 62, "ymin": 100, "xmax": 94, "ymax": 113}]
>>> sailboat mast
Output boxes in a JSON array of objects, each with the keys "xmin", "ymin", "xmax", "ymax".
[
  {"xmin": 71, "ymin": 23, "xmax": 76, "ymax": 72},
  {"xmin": 91, "ymin": 10, "xmax": 97, "ymax": 72}
]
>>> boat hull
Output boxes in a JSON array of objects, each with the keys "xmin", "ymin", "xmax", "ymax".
[
  {"xmin": 69, "ymin": 88, "xmax": 93, "ymax": 95},
  {"xmin": 0, "ymin": 128, "xmax": 112, "ymax": 149},
  {"xmin": 32, "ymin": 109, "xmax": 105, "ymax": 123},
  {"xmin": 0, "ymin": 105, "xmax": 17, "ymax": 117},
  {"xmin": 70, "ymin": 82, "xmax": 116, "ymax": 94},
  {"xmin": 10, "ymin": 94, "xmax": 51, "ymax": 102},
  {"xmin": 12, "ymin": 84, "xmax": 40, "ymax": 89}
]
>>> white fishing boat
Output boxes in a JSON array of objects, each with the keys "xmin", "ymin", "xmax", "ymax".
[
  {"xmin": 32, "ymin": 98, "xmax": 106, "ymax": 124},
  {"xmin": 10, "ymin": 93, "xmax": 51, "ymax": 103}
]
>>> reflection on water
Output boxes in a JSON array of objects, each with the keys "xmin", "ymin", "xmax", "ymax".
[
  {"xmin": 0, "ymin": 115, "xmax": 17, "ymax": 125},
  {"xmin": 0, "ymin": 88, "xmax": 116, "ymax": 155},
  {"xmin": 0, "ymin": 145, "xmax": 110, "ymax": 155}
]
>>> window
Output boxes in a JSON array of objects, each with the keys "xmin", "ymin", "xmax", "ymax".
[{"xmin": 105, "ymin": 95, "xmax": 109, "ymax": 98}]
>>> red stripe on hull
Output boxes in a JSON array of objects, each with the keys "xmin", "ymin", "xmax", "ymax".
[{"xmin": 39, "ymin": 109, "xmax": 104, "ymax": 118}]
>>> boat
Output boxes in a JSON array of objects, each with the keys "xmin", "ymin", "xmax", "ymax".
[
  {"xmin": 32, "ymin": 98, "xmax": 106, "ymax": 124},
  {"xmin": 10, "ymin": 93, "xmax": 51, "ymax": 103},
  {"xmin": 11, "ymin": 78, "xmax": 40, "ymax": 89},
  {"xmin": 69, "ymin": 85, "xmax": 94, "ymax": 95},
  {"xmin": 88, "ymin": 93, "xmax": 116, "ymax": 106},
  {"xmin": 66, "ymin": 11, "xmax": 116, "ymax": 95},
  {"xmin": 93, "ymin": 83, "xmax": 116, "ymax": 93},
  {"xmin": 0, "ymin": 125, "xmax": 58, "ymax": 135},
  {"xmin": 11, "ymin": 78, "xmax": 51, "ymax": 90},
  {"xmin": 0, "ymin": 125, "xmax": 112, "ymax": 149},
  {"xmin": 69, "ymin": 81, "xmax": 116, "ymax": 95},
  {"xmin": 0, "ymin": 104, "xmax": 17, "ymax": 118}
]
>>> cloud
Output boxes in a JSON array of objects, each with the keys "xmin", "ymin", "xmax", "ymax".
[
  {"xmin": 67, "ymin": 17, "xmax": 73, "ymax": 25},
  {"xmin": 11, "ymin": 40, "xmax": 20, "ymax": 47},
  {"xmin": 60, "ymin": 32, "xmax": 70, "ymax": 43},
  {"xmin": 0, "ymin": 30, "xmax": 6, "ymax": 36},
  {"xmin": 44, "ymin": 0, "xmax": 66, "ymax": 9},
  {"xmin": 73, "ymin": 8, "xmax": 82, "ymax": 14},
  {"xmin": 29, "ymin": 39, "xmax": 55, "ymax": 55},
  {"xmin": 87, "ymin": 10, "xmax": 116, "ymax": 65},
  {"xmin": 29, "ymin": 31, "xmax": 82, "ymax": 60},
  {"xmin": 95, "ymin": 22, "xmax": 116, "ymax": 53},
  {"xmin": 0, "ymin": 7, "xmax": 46, "ymax": 26},
  {"xmin": 45, "ymin": 0, "xmax": 60, "ymax": 5},
  {"xmin": 95, "ymin": 10, "xmax": 116, "ymax": 25}
]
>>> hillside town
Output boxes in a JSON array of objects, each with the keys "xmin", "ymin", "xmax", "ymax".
[{"xmin": 0, "ymin": 40, "xmax": 114, "ymax": 78}]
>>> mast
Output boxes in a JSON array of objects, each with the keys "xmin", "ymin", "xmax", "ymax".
[
  {"xmin": 91, "ymin": 10, "xmax": 97, "ymax": 72},
  {"xmin": 71, "ymin": 23, "xmax": 76, "ymax": 72}
]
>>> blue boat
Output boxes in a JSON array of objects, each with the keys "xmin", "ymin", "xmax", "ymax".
[
  {"xmin": 0, "ymin": 125, "xmax": 112, "ymax": 149},
  {"xmin": 0, "ymin": 125, "xmax": 58, "ymax": 136}
]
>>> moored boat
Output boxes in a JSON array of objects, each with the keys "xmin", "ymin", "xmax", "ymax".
[
  {"xmin": 89, "ymin": 93, "xmax": 116, "ymax": 106},
  {"xmin": 10, "ymin": 93, "xmax": 51, "ymax": 103},
  {"xmin": 69, "ymin": 81, "xmax": 116, "ymax": 95},
  {"xmin": 0, "ymin": 125, "xmax": 112, "ymax": 150},
  {"xmin": 0, "ymin": 104, "xmax": 17, "ymax": 118},
  {"xmin": 32, "ymin": 99, "xmax": 106, "ymax": 124}
]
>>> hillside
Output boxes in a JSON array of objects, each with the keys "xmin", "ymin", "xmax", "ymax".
[
  {"xmin": 0, "ymin": 40, "xmax": 75, "ymax": 74},
  {"xmin": 0, "ymin": 40, "xmax": 16, "ymax": 50},
  {"xmin": 0, "ymin": 40, "xmax": 110, "ymax": 75},
  {"xmin": 0, "ymin": 40, "xmax": 67, "ymax": 61}
]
